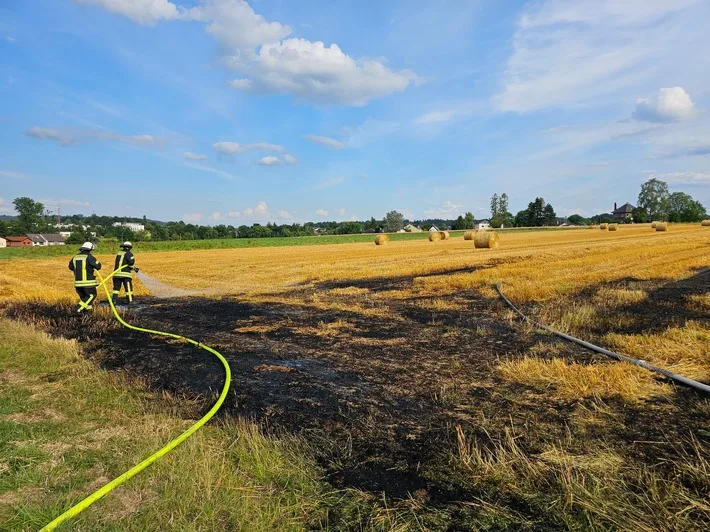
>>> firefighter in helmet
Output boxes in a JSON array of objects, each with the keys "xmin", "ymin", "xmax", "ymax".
[
  {"xmin": 68, "ymin": 242, "xmax": 102, "ymax": 313},
  {"xmin": 112, "ymin": 241, "xmax": 138, "ymax": 304}
]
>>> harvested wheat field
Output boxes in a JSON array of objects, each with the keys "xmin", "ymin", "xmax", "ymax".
[{"xmin": 1, "ymin": 224, "xmax": 709, "ymax": 530}]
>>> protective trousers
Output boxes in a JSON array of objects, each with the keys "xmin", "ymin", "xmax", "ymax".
[
  {"xmin": 75, "ymin": 286, "xmax": 97, "ymax": 313},
  {"xmin": 112, "ymin": 277, "xmax": 134, "ymax": 303}
]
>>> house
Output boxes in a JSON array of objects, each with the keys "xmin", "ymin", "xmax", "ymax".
[
  {"xmin": 474, "ymin": 220, "xmax": 491, "ymax": 231},
  {"xmin": 428, "ymin": 225, "xmax": 440, "ymax": 232},
  {"xmin": 27, "ymin": 234, "xmax": 66, "ymax": 246},
  {"xmin": 112, "ymin": 222, "xmax": 145, "ymax": 232},
  {"xmin": 0, "ymin": 237, "xmax": 6, "ymax": 248},
  {"xmin": 5, "ymin": 236, "xmax": 33, "ymax": 247},
  {"xmin": 404, "ymin": 224, "xmax": 423, "ymax": 233},
  {"xmin": 613, "ymin": 202, "xmax": 635, "ymax": 222}
]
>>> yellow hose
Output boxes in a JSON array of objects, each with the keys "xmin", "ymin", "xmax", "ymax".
[{"xmin": 41, "ymin": 269, "xmax": 231, "ymax": 531}]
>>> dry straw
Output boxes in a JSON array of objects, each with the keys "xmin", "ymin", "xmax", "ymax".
[
  {"xmin": 651, "ymin": 221, "xmax": 659, "ymax": 228},
  {"xmin": 701, "ymin": 220, "xmax": 710, "ymax": 226},
  {"xmin": 655, "ymin": 222, "xmax": 669, "ymax": 232},
  {"xmin": 374, "ymin": 234, "xmax": 389, "ymax": 245},
  {"xmin": 474, "ymin": 231, "xmax": 499, "ymax": 249},
  {"xmin": 439, "ymin": 231, "xmax": 450, "ymax": 240},
  {"xmin": 463, "ymin": 230, "xmax": 475, "ymax": 240},
  {"xmin": 599, "ymin": 223, "xmax": 608, "ymax": 230},
  {"xmin": 429, "ymin": 231, "xmax": 442, "ymax": 242},
  {"xmin": 608, "ymin": 224, "xmax": 618, "ymax": 231}
]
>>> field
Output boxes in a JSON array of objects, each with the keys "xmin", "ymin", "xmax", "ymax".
[{"xmin": 1, "ymin": 224, "xmax": 709, "ymax": 530}]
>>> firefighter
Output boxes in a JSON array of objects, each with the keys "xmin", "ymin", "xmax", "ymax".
[
  {"xmin": 68, "ymin": 242, "xmax": 101, "ymax": 313},
  {"xmin": 112, "ymin": 241, "xmax": 139, "ymax": 305}
]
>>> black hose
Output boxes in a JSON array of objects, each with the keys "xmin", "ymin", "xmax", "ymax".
[{"xmin": 494, "ymin": 284, "xmax": 710, "ymax": 395}]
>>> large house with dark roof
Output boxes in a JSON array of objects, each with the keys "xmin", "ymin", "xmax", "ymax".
[{"xmin": 613, "ymin": 202, "xmax": 635, "ymax": 222}]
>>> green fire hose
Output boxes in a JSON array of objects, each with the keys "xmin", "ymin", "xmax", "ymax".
[{"xmin": 41, "ymin": 268, "xmax": 232, "ymax": 531}]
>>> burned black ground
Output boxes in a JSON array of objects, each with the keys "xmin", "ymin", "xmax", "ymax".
[{"xmin": 3, "ymin": 267, "xmax": 709, "ymax": 529}]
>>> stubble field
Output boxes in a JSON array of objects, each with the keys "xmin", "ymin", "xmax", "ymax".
[{"xmin": 1, "ymin": 224, "xmax": 709, "ymax": 530}]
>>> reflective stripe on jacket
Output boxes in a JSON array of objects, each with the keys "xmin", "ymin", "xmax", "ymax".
[
  {"xmin": 114, "ymin": 250, "xmax": 135, "ymax": 279},
  {"xmin": 68, "ymin": 253, "xmax": 101, "ymax": 287}
]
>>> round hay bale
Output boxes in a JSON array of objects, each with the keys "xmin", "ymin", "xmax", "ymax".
[
  {"xmin": 701, "ymin": 220, "xmax": 710, "ymax": 226},
  {"xmin": 374, "ymin": 234, "xmax": 389, "ymax": 245},
  {"xmin": 463, "ymin": 230, "xmax": 475, "ymax": 240},
  {"xmin": 655, "ymin": 222, "xmax": 669, "ymax": 232},
  {"xmin": 651, "ymin": 221, "xmax": 659, "ymax": 228},
  {"xmin": 599, "ymin": 223, "xmax": 608, "ymax": 230},
  {"xmin": 429, "ymin": 231, "xmax": 442, "ymax": 242},
  {"xmin": 473, "ymin": 231, "xmax": 499, "ymax": 249},
  {"xmin": 439, "ymin": 231, "xmax": 450, "ymax": 240},
  {"xmin": 608, "ymin": 223, "xmax": 618, "ymax": 231}
]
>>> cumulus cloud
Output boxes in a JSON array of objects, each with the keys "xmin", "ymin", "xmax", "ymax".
[
  {"xmin": 228, "ymin": 201, "xmax": 270, "ymax": 219},
  {"xmin": 632, "ymin": 87, "xmax": 696, "ymax": 122},
  {"xmin": 229, "ymin": 38, "xmax": 417, "ymax": 106},
  {"xmin": 313, "ymin": 176, "xmax": 345, "ymax": 190},
  {"xmin": 257, "ymin": 155, "xmax": 281, "ymax": 166},
  {"xmin": 183, "ymin": 213, "xmax": 204, "ymax": 222},
  {"xmin": 496, "ymin": 0, "xmax": 704, "ymax": 112},
  {"xmin": 184, "ymin": 151, "xmax": 208, "ymax": 161},
  {"xmin": 304, "ymin": 134, "xmax": 345, "ymax": 150},
  {"xmin": 76, "ymin": 0, "xmax": 182, "ymax": 25},
  {"xmin": 315, "ymin": 209, "xmax": 328, "ymax": 216},
  {"xmin": 284, "ymin": 154, "xmax": 298, "ymax": 165},
  {"xmin": 26, "ymin": 126, "xmax": 163, "ymax": 147},
  {"xmin": 424, "ymin": 200, "xmax": 463, "ymax": 218}
]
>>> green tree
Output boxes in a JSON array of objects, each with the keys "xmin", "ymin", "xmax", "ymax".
[
  {"xmin": 514, "ymin": 210, "xmax": 530, "ymax": 227},
  {"xmin": 568, "ymin": 214, "xmax": 586, "ymax": 225},
  {"xmin": 637, "ymin": 178, "xmax": 670, "ymax": 220},
  {"xmin": 463, "ymin": 212, "xmax": 475, "ymax": 229},
  {"xmin": 667, "ymin": 192, "xmax": 707, "ymax": 222},
  {"xmin": 631, "ymin": 207, "xmax": 647, "ymax": 223},
  {"xmin": 13, "ymin": 197, "xmax": 45, "ymax": 233},
  {"xmin": 543, "ymin": 204, "xmax": 557, "ymax": 225},
  {"xmin": 490, "ymin": 193, "xmax": 499, "ymax": 221},
  {"xmin": 336, "ymin": 221, "xmax": 364, "ymax": 234},
  {"xmin": 383, "ymin": 210, "xmax": 404, "ymax": 232}
]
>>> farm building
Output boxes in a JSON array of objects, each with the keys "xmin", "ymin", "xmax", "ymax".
[
  {"xmin": 475, "ymin": 220, "xmax": 491, "ymax": 230},
  {"xmin": 428, "ymin": 225, "xmax": 440, "ymax": 232},
  {"xmin": 404, "ymin": 224, "xmax": 422, "ymax": 233},
  {"xmin": 0, "ymin": 237, "xmax": 6, "ymax": 248},
  {"xmin": 112, "ymin": 222, "xmax": 145, "ymax": 232},
  {"xmin": 5, "ymin": 236, "xmax": 33, "ymax": 247},
  {"xmin": 613, "ymin": 202, "xmax": 635, "ymax": 222},
  {"xmin": 27, "ymin": 234, "xmax": 66, "ymax": 246}
]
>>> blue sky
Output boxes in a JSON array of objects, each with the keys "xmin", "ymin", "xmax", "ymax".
[{"xmin": 1, "ymin": 0, "xmax": 709, "ymax": 225}]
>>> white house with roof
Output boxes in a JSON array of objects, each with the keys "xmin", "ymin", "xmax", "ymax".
[
  {"xmin": 0, "ymin": 237, "xmax": 6, "ymax": 248},
  {"xmin": 112, "ymin": 222, "xmax": 145, "ymax": 232},
  {"xmin": 474, "ymin": 220, "xmax": 491, "ymax": 230}
]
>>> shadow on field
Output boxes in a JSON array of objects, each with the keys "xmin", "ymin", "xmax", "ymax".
[{"xmin": 3, "ymin": 265, "xmax": 709, "ymax": 526}]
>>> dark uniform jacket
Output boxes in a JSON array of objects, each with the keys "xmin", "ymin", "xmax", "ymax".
[
  {"xmin": 114, "ymin": 250, "xmax": 135, "ymax": 279},
  {"xmin": 68, "ymin": 252, "xmax": 102, "ymax": 287}
]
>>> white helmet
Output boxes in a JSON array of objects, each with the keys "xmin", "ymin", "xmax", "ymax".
[
  {"xmin": 80, "ymin": 242, "xmax": 95, "ymax": 251},
  {"xmin": 121, "ymin": 241, "xmax": 133, "ymax": 249}
]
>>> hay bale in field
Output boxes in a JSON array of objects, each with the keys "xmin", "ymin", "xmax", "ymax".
[
  {"xmin": 599, "ymin": 223, "xmax": 608, "ymax": 230},
  {"xmin": 439, "ymin": 231, "xmax": 450, "ymax": 240},
  {"xmin": 429, "ymin": 231, "xmax": 442, "ymax": 242},
  {"xmin": 701, "ymin": 220, "xmax": 710, "ymax": 226},
  {"xmin": 651, "ymin": 221, "xmax": 659, "ymax": 228},
  {"xmin": 463, "ymin": 230, "xmax": 475, "ymax": 240},
  {"xmin": 474, "ymin": 231, "xmax": 499, "ymax": 249},
  {"xmin": 655, "ymin": 222, "xmax": 669, "ymax": 232},
  {"xmin": 374, "ymin": 234, "xmax": 389, "ymax": 245},
  {"xmin": 608, "ymin": 223, "xmax": 618, "ymax": 231}
]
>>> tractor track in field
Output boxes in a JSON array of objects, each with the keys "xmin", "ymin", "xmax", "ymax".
[{"xmin": 3, "ymin": 266, "xmax": 709, "ymax": 527}]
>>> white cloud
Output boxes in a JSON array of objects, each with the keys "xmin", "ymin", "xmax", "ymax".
[
  {"xmin": 313, "ymin": 176, "xmax": 345, "ymax": 190},
  {"xmin": 5, "ymin": 36, "xmax": 17, "ymax": 43},
  {"xmin": 38, "ymin": 198, "xmax": 91, "ymax": 207},
  {"xmin": 231, "ymin": 201, "xmax": 270, "ymax": 219},
  {"xmin": 424, "ymin": 201, "xmax": 463, "ymax": 218},
  {"xmin": 315, "ymin": 209, "xmax": 328, "ymax": 216},
  {"xmin": 496, "ymin": 0, "xmax": 705, "ymax": 112},
  {"xmin": 26, "ymin": 126, "xmax": 163, "ymax": 147},
  {"xmin": 213, "ymin": 141, "xmax": 246, "ymax": 154},
  {"xmin": 230, "ymin": 38, "xmax": 417, "ymax": 105},
  {"xmin": 284, "ymin": 154, "xmax": 298, "ymax": 165},
  {"xmin": 227, "ymin": 211, "xmax": 241, "ymax": 218},
  {"xmin": 184, "ymin": 151, "xmax": 208, "ymax": 161},
  {"xmin": 279, "ymin": 209, "xmax": 292, "ymax": 219},
  {"xmin": 184, "ymin": 162, "xmax": 239, "ymax": 181},
  {"xmin": 338, "ymin": 208, "xmax": 346, "ymax": 216},
  {"xmin": 0, "ymin": 170, "xmax": 26, "ymax": 179},
  {"xmin": 650, "ymin": 171, "xmax": 710, "ymax": 184},
  {"xmin": 304, "ymin": 134, "xmax": 344, "ymax": 150},
  {"xmin": 25, "ymin": 127, "xmax": 74, "ymax": 146},
  {"xmin": 414, "ymin": 110, "xmax": 457, "ymax": 125},
  {"xmin": 632, "ymin": 87, "xmax": 695, "ymax": 122},
  {"xmin": 183, "ymin": 213, "xmax": 204, "ymax": 222},
  {"xmin": 213, "ymin": 141, "xmax": 284, "ymax": 155},
  {"xmin": 228, "ymin": 79, "xmax": 252, "ymax": 90},
  {"xmin": 76, "ymin": 0, "xmax": 181, "ymax": 26},
  {"xmin": 258, "ymin": 155, "xmax": 281, "ymax": 166},
  {"xmin": 211, "ymin": 211, "xmax": 222, "ymax": 221}
]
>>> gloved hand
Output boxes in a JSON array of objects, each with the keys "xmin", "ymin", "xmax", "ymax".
[{"xmin": 134, "ymin": 267, "xmax": 140, "ymax": 272}]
